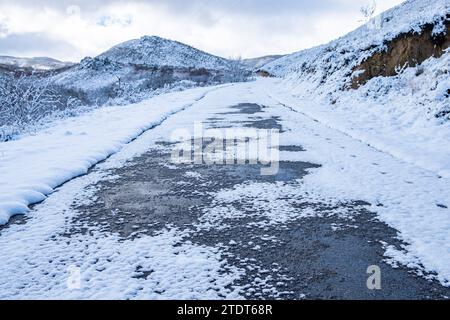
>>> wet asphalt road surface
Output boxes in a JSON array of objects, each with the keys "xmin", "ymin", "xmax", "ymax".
[{"xmin": 57, "ymin": 102, "xmax": 450, "ymax": 300}]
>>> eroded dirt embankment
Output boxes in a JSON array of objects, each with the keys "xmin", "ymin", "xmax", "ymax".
[{"xmin": 351, "ymin": 21, "xmax": 450, "ymax": 89}]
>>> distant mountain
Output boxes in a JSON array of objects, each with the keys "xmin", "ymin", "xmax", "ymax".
[
  {"xmin": 0, "ymin": 56, "xmax": 74, "ymax": 71},
  {"xmin": 241, "ymin": 55, "xmax": 285, "ymax": 70},
  {"xmin": 97, "ymin": 36, "xmax": 234, "ymax": 70},
  {"xmin": 49, "ymin": 36, "xmax": 249, "ymax": 105}
]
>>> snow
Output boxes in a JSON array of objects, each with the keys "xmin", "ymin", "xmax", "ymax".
[
  {"xmin": 164, "ymin": 79, "xmax": 450, "ymax": 287},
  {"xmin": 0, "ymin": 147, "xmax": 242, "ymax": 299},
  {"xmin": 0, "ymin": 84, "xmax": 229, "ymax": 225},
  {"xmin": 48, "ymin": 36, "xmax": 247, "ymax": 107},
  {"xmin": 52, "ymin": 59, "xmax": 125, "ymax": 89},
  {"xmin": 267, "ymin": 52, "xmax": 450, "ymax": 178},
  {"xmin": 257, "ymin": 0, "xmax": 450, "ymax": 286},
  {"xmin": 1, "ymin": 80, "xmax": 450, "ymax": 298},
  {"xmin": 264, "ymin": 0, "xmax": 450, "ymax": 78},
  {"xmin": 0, "ymin": 55, "xmax": 73, "ymax": 70},
  {"xmin": 255, "ymin": 12, "xmax": 450, "ymax": 291},
  {"xmin": 2, "ymin": 0, "xmax": 449, "ymax": 299},
  {"xmin": 241, "ymin": 55, "xmax": 285, "ymax": 70},
  {"xmin": 262, "ymin": 0, "xmax": 450, "ymax": 143},
  {"xmin": 0, "ymin": 83, "xmax": 260, "ymax": 299},
  {"xmin": 190, "ymin": 80, "xmax": 450, "ymax": 286},
  {"xmin": 172, "ymin": 79, "xmax": 450, "ymax": 287},
  {"xmin": 98, "ymin": 36, "xmax": 234, "ymax": 70},
  {"xmin": 259, "ymin": 79, "xmax": 450, "ymax": 287},
  {"xmin": 200, "ymin": 180, "xmax": 359, "ymax": 230}
]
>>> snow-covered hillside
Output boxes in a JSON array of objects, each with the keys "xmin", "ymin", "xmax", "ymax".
[
  {"xmin": 98, "ymin": 36, "xmax": 234, "ymax": 70},
  {"xmin": 0, "ymin": 56, "xmax": 73, "ymax": 71},
  {"xmin": 264, "ymin": 0, "xmax": 449, "ymax": 83},
  {"xmin": 241, "ymin": 55, "xmax": 285, "ymax": 70},
  {"xmin": 49, "ymin": 36, "xmax": 248, "ymax": 106},
  {"xmin": 264, "ymin": 0, "xmax": 450, "ymax": 178}
]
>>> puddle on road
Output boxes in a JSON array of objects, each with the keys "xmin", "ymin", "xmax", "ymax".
[{"xmin": 218, "ymin": 103, "xmax": 264, "ymax": 115}]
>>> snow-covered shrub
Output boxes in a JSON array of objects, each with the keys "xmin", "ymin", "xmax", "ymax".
[
  {"xmin": 0, "ymin": 75, "xmax": 57, "ymax": 137},
  {"xmin": 0, "ymin": 74, "xmax": 83, "ymax": 141},
  {"xmin": 107, "ymin": 79, "xmax": 198, "ymax": 106},
  {"xmin": 228, "ymin": 57, "xmax": 251, "ymax": 83},
  {"xmin": 434, "ymin": 77, "xmax": 450, "ymax": 120}
]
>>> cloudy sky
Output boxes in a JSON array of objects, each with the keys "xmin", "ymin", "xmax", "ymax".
[{"xmin": 0, "ymin": 0, "xmax": 404, "ymax": 62}]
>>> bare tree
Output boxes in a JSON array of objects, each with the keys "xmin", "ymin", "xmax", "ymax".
[
  {"xmin": 228, "ymin": 55, "xmax": 249, "ymax": 83},
  {"xmin": 360, "ymin": 1, "xmax": 377, "ymax": 22}
]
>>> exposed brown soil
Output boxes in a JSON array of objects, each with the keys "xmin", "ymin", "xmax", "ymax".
[
  {"xmin": 351, "ymin": 21, "xmax": 450, "ymax": 89},
  {"xmin": 256, "ymin": 70, "xmax": 275, "ymax": 77}
]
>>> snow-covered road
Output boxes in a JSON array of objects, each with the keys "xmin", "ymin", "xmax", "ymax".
[{"xmin": 0, "ymin": 79, "xmax": 449, "ymax": 299}]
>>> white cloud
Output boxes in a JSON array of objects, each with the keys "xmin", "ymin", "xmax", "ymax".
[{"xmin": 0, "ymin": 0, "xmax": 405, "ymax": 61}]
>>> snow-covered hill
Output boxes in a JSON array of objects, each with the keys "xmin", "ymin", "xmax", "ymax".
[
  {"xmin": 264, "ymin": 0, "xmax": 450, "ymax": 179},
  {"xmin": 0, "ymin": 56, "xmax": 73, "ymax": 71},
  {"xmin": 98, "ymin": 36, "xmax": 234, "ymax": 70},
  {"xmin": 50, "ymin": 36, "xmax": 248, "ymax": 106},
  {"xmin": 241, "ymin": 55, "xmax": 285, "ymax": 70},
  {"xmin": 264, "ymin": 0, "xmax": 449, "ymax": 85}
]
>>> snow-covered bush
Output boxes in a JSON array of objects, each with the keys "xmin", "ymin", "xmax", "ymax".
[
  {"xmin": 0, "ymin": 74, "xmax": 82, "ymax": 141},
  {"xmin": 228, "ymin": 57, "xmax": 251, "ymax": 83},
  {"xmin": 0, "ymin": 75, "xmax": 57, "ymax": 139},
  {"xmin": 107, "ymin": 79, "xmax": 198, "ymax": 106}
]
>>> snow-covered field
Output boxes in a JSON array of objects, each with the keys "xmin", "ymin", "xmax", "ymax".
[
  {"xmin": 98, "ymin": 35, "xmax": 235, "ymax": 70},
  {"xmin": 268, "ymin": 55, "xmax": 450, "ymax": 179},
  {"xmin": 264, "ymin": 0, "xmax": 449, "ymax": 81},
  {"xmin": 266, "ymin": 79, "xmax": 450, "ymax": 287}
]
